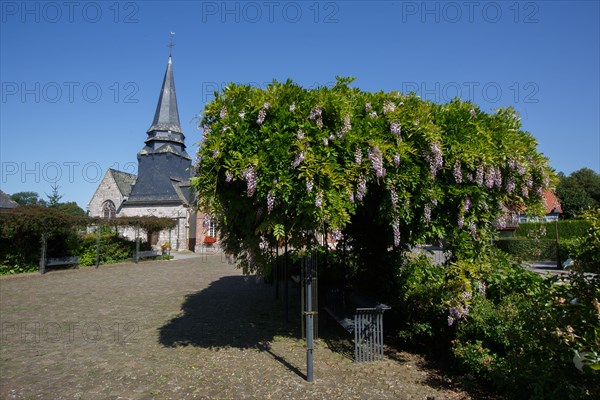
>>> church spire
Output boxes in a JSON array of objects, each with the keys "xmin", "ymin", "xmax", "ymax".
[{"xmin": 147, "ymin": 42, "xmax": 182, "ymax": 135}]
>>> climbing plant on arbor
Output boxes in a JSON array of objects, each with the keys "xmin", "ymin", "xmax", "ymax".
[{"xmin": 192, "ymin": 77, "xmax": 554, "ymax": 274}]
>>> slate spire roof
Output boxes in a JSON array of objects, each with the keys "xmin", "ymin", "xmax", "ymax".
[
  {"xmin": 147, "ymin": 56, "xmax": 182, "ymax": 134},
  {"xmin": 125, "ymin": 53, "xmax": 192, "ymax": 206}
]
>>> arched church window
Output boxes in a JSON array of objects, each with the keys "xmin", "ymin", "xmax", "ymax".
[{"xmin": 102, "ymin": 200, "xmax": 116, "ymax": 219}]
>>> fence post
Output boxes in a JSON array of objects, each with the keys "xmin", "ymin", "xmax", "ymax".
[{"xmin": 95, "ymin": 224, "xmax": 101, "ymax": 268}]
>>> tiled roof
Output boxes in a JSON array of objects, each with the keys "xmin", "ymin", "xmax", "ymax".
[{"xmin": 543, "ymin": 190, "xmax": 562, "ymax": 214}]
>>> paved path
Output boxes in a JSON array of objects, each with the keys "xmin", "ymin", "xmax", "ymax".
[{"xmin": 1, "ymin": 256, "xmax": 474, "ymax": 399}]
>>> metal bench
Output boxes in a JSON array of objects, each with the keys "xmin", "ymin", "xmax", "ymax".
[
  {"xmin": 134, "ymin": 250, "xmax": 162, "ymax": 263},
  {"xmin": 42, "ymin": 256, "xmax": 79, "ymax": 274},
  {"xmin": 324, "ymin": 290, "xmax": 391, "ymax": 362}
]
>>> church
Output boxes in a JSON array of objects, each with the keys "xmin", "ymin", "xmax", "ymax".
[{"xmin": 88, "ymin": 50, "xmax": 216, "ymax": 252}]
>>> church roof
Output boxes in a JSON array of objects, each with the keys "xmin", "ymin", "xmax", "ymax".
[
  {"xmin": 109, "ymin": 169, "xmax": 137, "ymax": 197},
  {"xmin": 0, "ymin": 190, "xmax": 19, "ymax": 209},
  {"xmin": 147, "ymin": 56, "xmax": 183, "ymax": 134}
]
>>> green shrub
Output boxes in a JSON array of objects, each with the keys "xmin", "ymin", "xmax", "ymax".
[
  {"xmin": 515, "ymin": 220, "xmax": 590, "ymax": 240},
  {"xmin": 493, "ymin": 238, "xmax": 560, "ymax": 260},
  {"xmin": 566, "ymin": 209, "xmax": 600, "ymax": 273},
  {"xmin": 77, "ymin": 233, "xmax": 146, "ymax": 266}
]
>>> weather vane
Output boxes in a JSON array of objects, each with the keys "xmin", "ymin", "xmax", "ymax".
[{"xmin": 168, "ymin": 32, "xmax": 175, "ymax": 56}]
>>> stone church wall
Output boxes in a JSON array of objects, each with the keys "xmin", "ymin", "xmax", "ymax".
[
  {"xmin": 88, "ymin": 172, "xmax": 124, "ymax": 217},
  {"xmin": 119, "ymin": 205, "xmax": 195, "ymax": 251}
]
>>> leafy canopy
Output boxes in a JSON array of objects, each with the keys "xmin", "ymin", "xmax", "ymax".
[{"xmin": 192, "ymin": 78, "xmax": 554, "ymax": 273}]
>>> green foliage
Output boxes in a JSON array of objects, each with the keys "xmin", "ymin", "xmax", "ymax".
[
  {"xmin": 46, "ymin": 183, "xmax": 63, "ymax": 207},
  {"xmin": 556, "ymin": 169, "xmax": 600, "ymax": 219},
  {"xmin": 393, "ymin": 247, "xmax": 599, "ymax": 399},
  {"xmin": 9, "ymin": 191, "xmax": 47, "ymax": 206},
  {"xmin": 566, "ymin": 209, "xmax": 600, "ymax": 273},
  {"xmin": 193, "ymin": 78, "xmax": 554, "ymax": 274},
  {"xmin": 493, "ymin": 238, "xmax": 560, "ymax": 260},
  {"xmin": 53, "ymin": 202, "xmax": 87, "ymax": 217},
  {"xmin": 515, "ymin": 220, "xmax": 590, "ymax": 240},
  {"xmin": 77, "ymin": 233, "xmax": 144, "ymax": 266}
]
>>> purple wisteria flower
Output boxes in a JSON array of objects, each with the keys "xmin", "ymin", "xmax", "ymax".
[
  {"xmin": 267, "ymin": 191, "xmax": 275, "ymax": 214},
  {"xmin": 453, "ymin": 161, "xmax": 463, "ymax": 183},
  {"xmin": 390, "ymin": 188, "xmax": 398, "ymax": 207},
  {"xmin": 464, "ymin": 197, "xmax": 472, "ymax": 213},
  {"xmin": 506, "ymin": 177, "xmax": 516, "ymax": 193},
  {"xmin": 525, "ymin": 175, "xmax": 533, "ymax": 189},
  {"xmin": 521, "ymin": 184, "xmax": 529, "ymax": 198},
  {"xmin": 461, "ymin": 291, "xmax": 472, "ymax": 300},
  {"xmin": 225, "ymin": 172, "xmax": 233, "ymax": 182},
  {"xmin": 447, "ymin": 316, "xmax": 455, "ymax": 326},
  {"xmin": 315, "ymin": 191, "xmax": 323, "ymax": 208},
  {"xmin": 238, "ymin": 110, "xmax": 245, "ymax": 118},
  {"xmin": 369, "ymin": 110, "xmax": 378, "ymax": 119},
  {"xmin": 220, "ymin": 106, "xmax": 228, "ymax": 119},
  {"xmin": 383, "ymin": 101, "xmax": 395, "ymax": 115},
  {"xmin": 469, "ymin": 108, "xmax": 476, "ymax": 117},
  {"xmin": 508, "ymin": 158, "xmax": 516, "ymax": 170},
  {"xmin": 390, "ymin": 122, "xmax": 401, "ymax": 137},
  {"xmin": 297, "ymin": 129, "xmax": 305, "ymax": 140},
  {"xmin": 478, "ymin": 282, "xmax": 486, "ymax": 298},
  {"xmin": 394, "ymin": 153, "xmax": 401, "ymax": 168},
  {"xmin": 517, "ymin": 162, "xmax": 526, "ymax": 176},
  {"xmin": 475, "ymin": 165, "xmax": 484, "ymax": 186},
  {"xmin": 355, "ymin": 148, "xmax": 362, "ymax": 165},
  {"xmin": 368, "ymin": 146, "xmax": 386, "ymax": 179},
  {"xmin": 393, "ymin": 216, "xmax": 400, "ymax": 247},
  {"xmin": 323, "ymin": 137, "xmax": 329, "ymax": 146},
  {"xmin": 292, "ymin": 151, "xmax": 305, "ymax": 168},
  {"xmin": 341, "ymin": 114, "xmax": 352, "ymax": 134},
  {"xmin": 309, "ymin": 106, "xmax": 323, "ymax": 128},
  {"xmin": 243, "ymin": 166, "xmax": 257, "ymax": 197},
  {"xmin": 263, "ymin": 102, "xmax": 270, "ymax": 110},
  {"xmin": 306, "ymin": 178, "xmax": 314, "ymax": 193},
  {"xmin": 212, "ymin": 150, "xmax": 219, "ymax": 158},
  {"xmin": 348, "ymin": 190, "xmax": 355, "ymax": 204},
  {"xmin": 458, "ymin": 214, "xmax": 465, "ymax": 228},
  {"xmin": 365, "ymin": 102, "xmax": 372, "ymax": 111},
  {"xmin": 424, "ymin": 142, "xmax": 443, "ymax": 177},
  {"xmin": 257, "ymin": 109, "xmax": 266, "ymax": 125},
  {"xmin": 357, "ymin": 175, "xmax": 366, "ymax": 201},
  {"xmin": 424, "ymin": 204, "xmax": 431, "ymax": 224},
  {"xmin": 485, "ymin": 167, "xmax": 495, "ymax": 189},
  {"xmin": 289, "ymin": 102, "xmax": 296, "ymax": 112},
  {"xmin": 468, "ymin": 221, "xmax": 477, "ymax": 236},
  {"xmin": 494, "ymin": 167, "xmax": 502, "ymax": 188}
]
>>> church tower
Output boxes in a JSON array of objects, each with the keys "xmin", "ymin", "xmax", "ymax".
[{"xmin": 125, "ymin": 53, "xmax": 192, "ymax": 206}]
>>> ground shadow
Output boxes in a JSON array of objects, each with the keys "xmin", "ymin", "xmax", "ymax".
[
  {"xmin": 158, "ymin": 275, "xmax": 305, "ymax": 376},
  {"xmin": 159, "ymin": 275, "xmax": 300, "ymax": 348}
]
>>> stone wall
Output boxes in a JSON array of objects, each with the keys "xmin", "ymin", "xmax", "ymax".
[
  {"xmin": 119, "ymin": 205, "xmax": 196, "ymax": 251},
  {"xmin": 88, "ymin": 171, "xmax": 124, "ymax": 217}
]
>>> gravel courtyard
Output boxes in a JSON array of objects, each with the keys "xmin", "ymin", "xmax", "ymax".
[{"xmin": 1, "ymin": 255, "xmax": 475, "ymax": 399}]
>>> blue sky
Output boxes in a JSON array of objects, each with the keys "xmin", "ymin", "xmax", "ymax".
[{"xmin": 1, "ymin": 0, "xmax": 599, "ymax": 209}]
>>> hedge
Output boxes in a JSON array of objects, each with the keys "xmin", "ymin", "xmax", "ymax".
[
  {"xmin": 515, "ymin": 220, "xmax": 590, "ymax": 240},
  {"xmin": 493, "ymin": 238, "xmax": 571, "ymax": 261}
]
